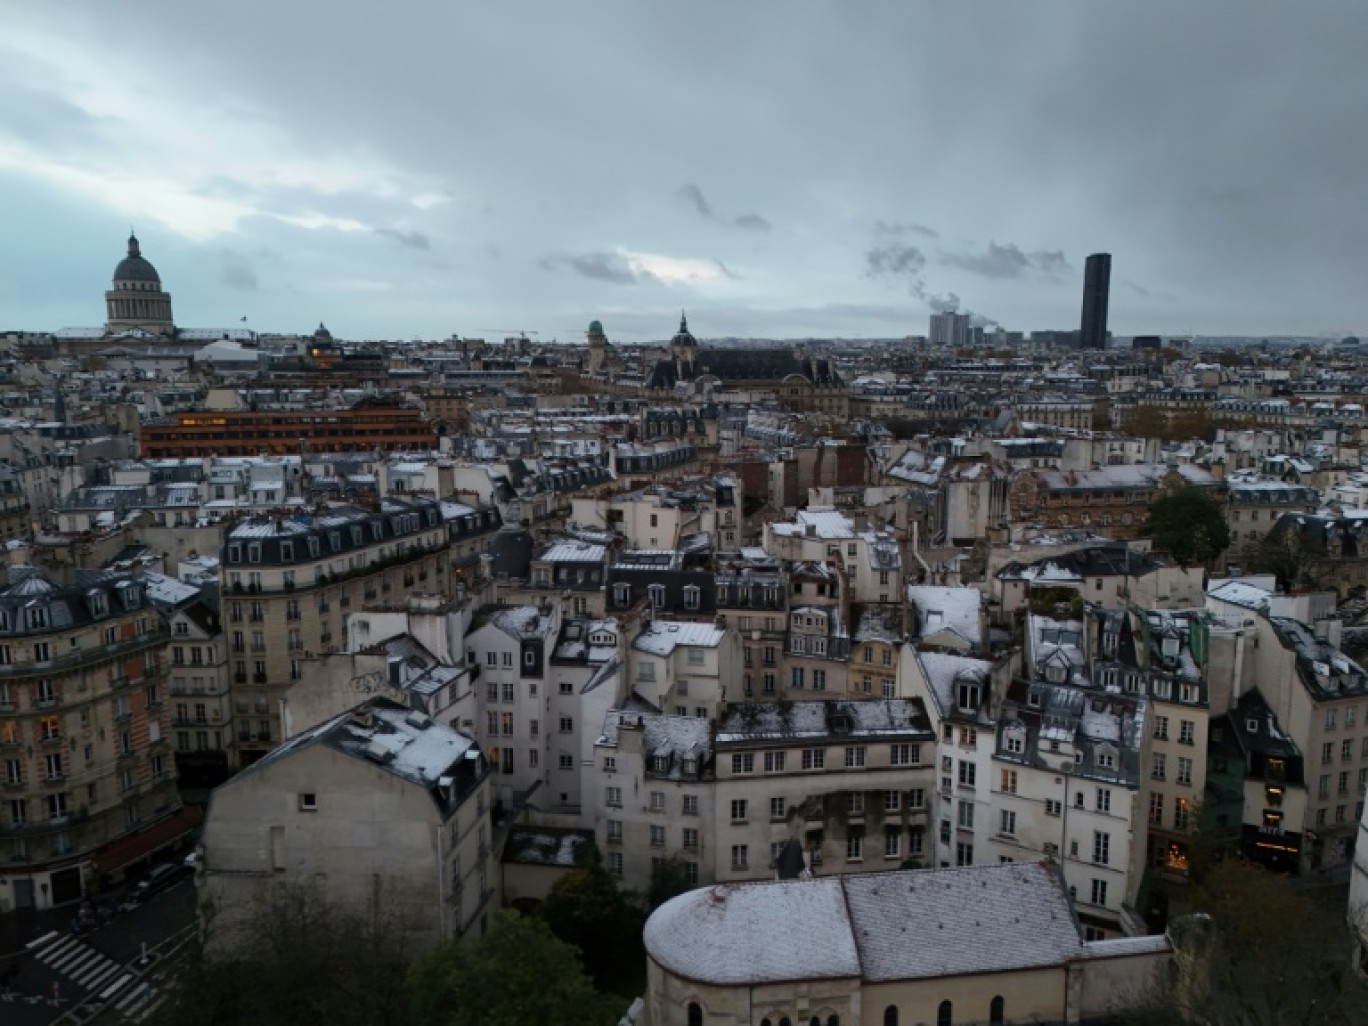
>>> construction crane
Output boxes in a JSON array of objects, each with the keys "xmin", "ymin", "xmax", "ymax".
[{"xmin": 475, "ymin": 329, "xmax": 539, "ymax": 339}]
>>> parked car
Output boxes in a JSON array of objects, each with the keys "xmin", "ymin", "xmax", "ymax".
[{"xmin": 126, "ymin": 860, "xmax": 191, "ymax": 906}]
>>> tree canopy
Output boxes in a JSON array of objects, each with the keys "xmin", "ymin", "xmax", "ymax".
[
  {"xmin": 1142, "ymin": 486, "xmax": 1230, "ymax": 565},
  {"xmin": 540, "ymin": 862, "xmax": 645, "ymax": 994},
  {"xmin": 145, "ymin": 889, "xmax": 624, "ymax": 1026},
  {"xmin": 1121, "ymin": 860, "xmax": 1368, "ymax": 1026},
  {"xmin": 409, "ymin": 912, "xmax": 620, "ymax": 1026}
]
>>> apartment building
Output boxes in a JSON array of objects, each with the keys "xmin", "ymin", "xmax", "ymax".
[
  {"xmin": 1253, "ymin": 616, "xmax": 1368, "ymax": 872},
  {"xmin": 849, "ymin": 610, "xmax": 903, "ymax": 700},
  {"xmin": 907, "ymin": 650, "xmax": 1000, "ymax": 870},
  {"xmin": 990, "ymin": 679, "xmax": 1148, "ymax": 939},
  {"xmin": 712, "ymin": 700, "xmax": 936, "ymax": 882},
  {"xmin": 166, "ymin": 600, "xmax": 235, "ymax": 777},
  {"xmin": 1132, "ymin": 610, "xmax": 1211, "ymax": 881},
  {"xmin": 715, "ymin": 556, "xmax": 787, "ymax": 700},
  {"xmin": 595, "ymin": 708, "xmax": 713, "ymax": 893},
  {"xmin": 199, "ymin": 697, "xmax": 494, "ymax": 954},
  {"xmin": 219, "ymin": 497, "xmax": 451, "ymax": 763},
  {"xmin": 628, "ymin": 620, "xmax": 739, "ymax": 718},
  {"xmin": 464, "ymin": 603, "xmax": 559, "ymax": 809},
  {"xmin": 0, "ymin": 568, "xmax": 183, "ymax": 910}
]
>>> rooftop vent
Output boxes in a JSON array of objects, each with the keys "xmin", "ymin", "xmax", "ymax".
[{"xmin": 406, "ymin": 710, "xmax": 432, "ymax": 730}]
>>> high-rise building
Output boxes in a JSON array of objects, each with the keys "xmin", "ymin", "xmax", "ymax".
[
  {"xmin": 1079, "ymin": 252, "xmax": 1111, "ymax": 349},
  {"xmin": 929, "ymin": 311, "xmax": 971, "ymax": 347}
]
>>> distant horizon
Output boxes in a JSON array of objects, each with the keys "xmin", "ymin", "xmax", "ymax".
[{"xmin": 2, "ymin": 5, "xmax": 1364, "ymax": 343}]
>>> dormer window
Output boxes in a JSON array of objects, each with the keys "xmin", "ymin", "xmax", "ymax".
[
  {"xmin": 228, "ymin": 544, "xmax": 242, "ymax": 564},
  {"xmin": 328, "ymin": 531, "xmax": 341, "ymax": 552},
  {"xmin": 248, "ymin": 543, "xmax": 262, "ymax": 563},
  {"xmin": 27, "ymin": 605, "xmax": 47, "ymax": 629},
  {"xmin": 682, "ymin": 757, "xmax": 697, "ymax": 776},
  {"xmin": 1246, "ymin": 717, "xmax": 1259, "ymax": 733},
  {"xmin": 308, "ymin": 537, "xmax": 320, "ymax": 558},
  {"xmin": 648, "ymin": 584, "xmax": 666, "ymax": 610},
  {"xmin": 682, "ymin": 586, "xmax": 701, "ymax": 611},
  {"xmin": 1096, "ymin": 748, "xmax": 1116, "ymax": 769},
  {"xmin": 1046, "ymin": 663, "xmax": 1067, "ymax": 684},
  {"xmin": 651, "ymin": 755, "xmax": 669, "ymax": 773},
  {"xmin": 956, "ymin": 680, "xmax": 980, "ymax": 712},
  {"xmin": 613, "ymin": 583, "xmax": 631, "ymax": 606}
]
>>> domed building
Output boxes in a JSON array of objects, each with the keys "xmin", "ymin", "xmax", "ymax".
[{"xmin": 104, "ymin": 234, "xmax": 175, "ymax": 336}]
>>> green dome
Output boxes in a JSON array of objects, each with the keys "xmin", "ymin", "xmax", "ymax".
[{"xmin": 588, "ymin": 319, "xmax": 604, "ymax": 335}]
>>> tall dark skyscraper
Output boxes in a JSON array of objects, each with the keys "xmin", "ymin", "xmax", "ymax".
[{"xmin": 1079, "ymin": 252, "xmax": 1111, "ymax": 349}]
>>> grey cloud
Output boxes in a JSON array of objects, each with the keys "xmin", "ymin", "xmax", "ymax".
[
  {"xmin": 539, "ymin": 251, "xmax": 643, "ymax": 285},
  {"xmin": 678, "ymin": 184, "xmax": 771, "ymax": 231},
  {"xmin": 733, "ymin": 213, "xmax": 771, "ymax": 232},
  {"xmin": 939, "ymin": 241, "xmax": 1072, "ymax": 281},
  {"xmin": 678, "ymin": 183, "xmax": 715, "ymax": 220},
  {"xmin": 875, "ymin": 220, "xmax": 939, "ymax": 239},
  {"xmin": 865, "ymin": 240, "xmax": 995, "ymax": 324},
  {"xmin": 218, "ymin": 250, "xmax": 259, "ymax": 292},
  {"xmin": 864, "ymin": 241, "xmax": 927, "ymax": 279},
  {"xmin": 374, "ymin": 227, "xmax": 431, "ymax": 250}
]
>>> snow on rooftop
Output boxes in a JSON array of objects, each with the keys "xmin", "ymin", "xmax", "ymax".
[
  {"xmin": 142, "ymin": 571, "xmax": 200, "ymax": 607},
  {"xmin": 645, "ymin": 878, "xmax": 861, "ymax": 985},
  {"xmin": 907, "ymin": 585, "xmax": 981, "ymax": 646},
  {"xmin": 633, "ymin": 621, "xmax": 723, "ymax": 655},
  {"xmin": 646, "ymin": 863, "xmax": 1088, "ymax": 987}
]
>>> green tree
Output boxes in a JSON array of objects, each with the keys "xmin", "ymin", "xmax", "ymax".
[
  {"xmin": 1119, "ymin": 860, "xmax": 1368, "ymax": 1026},
  {"xmin": 148, "ymin": 885, "xmax": 415, "ymax": 1026},
  {"xmin": 540, "ymin": 862, "xmax": 644, "ymax": 994},
  {"xmin": 409, "ymin": 912, "xmax": 620, "ymax": 1026},
  {"xmin": 646, "ymin": 855, "xmax": 695, "ymax": 911},
  {"xmin": 1238, "ymin": 530, "xmax": 1319, "ymax": 593},
  {"xmin": 1142, "ymin": 486, "xmax": 1230, "ymax": 566}
]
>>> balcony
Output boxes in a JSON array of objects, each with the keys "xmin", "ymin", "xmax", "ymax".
[{"xmin": 0, "ymin": 626, "xmax": 171, "ymax": 679}]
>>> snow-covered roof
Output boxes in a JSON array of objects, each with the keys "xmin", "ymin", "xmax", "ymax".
[
  {"xmin": 769, "ymin": 507, "xmax": 857, "ymax": 540},
  {"xmin": 1206, "ymin": 579, "xmax": 1273, "ymax": 612},
  {"xmin": 142, "ymin": 571, "xmax": 200, "ymax": 607},
  {"xmin": 645, "ymin": 862, "xmax": 1093, "ymax": 987},
  {"xmin": 907, "ymin": 585, "xmax": 982, "ymax": 647},
  {"xmin": 645, "ymin": 878, "xmax": 862, "ymax": 984},
  {"xmin": 633, "ymin": 621, "xmax": 724, "ymax": 655},
  {"xmin": 541, "ymin": 540, "xmax": 606, "ymax": 563}
]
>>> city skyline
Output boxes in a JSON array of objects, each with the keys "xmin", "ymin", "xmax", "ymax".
[{"xmin": 1, "ymin": 2, "xmax": 1366, "ymax": 342}]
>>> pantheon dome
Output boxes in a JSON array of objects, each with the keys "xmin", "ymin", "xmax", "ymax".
[{"xmin": 105, "ymin": 234, "xmax": 175, "ymax": 336}]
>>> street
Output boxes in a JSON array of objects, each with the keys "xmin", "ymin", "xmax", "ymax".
[{"xmin": 0, "ymin": 878, "xmax": 196, "ymax": 1026}]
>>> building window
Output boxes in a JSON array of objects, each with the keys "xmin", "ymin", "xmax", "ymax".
[
  {"xmin": 1093, "ymin": 832, "xmax": 1110, "ymax": 865},
  {"xmin": 730, "ymin": 845, "xmax": 748, "ymax": 870},
  {"xmin": 607, "ymin": 852, "xmax": 623, "ymax": 877},
  {"xmin": 891, "ymin": 743, "xmax": 919, "ymax": 766},
  {"xmin": 683, "ymin": 794, "xmax": 699, "ymax": 815},
  {"xmin": 731, "ymin": 799, "xmax": 748, "ymax": 822},
  {"xmin": 1177, "ymin": 757, "xmax": 1193, "ymax": 785},
  {"xmin": 559, "ymin": 717, "xmax": 573, "ymax": 733},
  {"xmin": 954, "ymin": 842, "xmax": 972, "ymax": 866},
  {"xmin": 764, "ymin": 751, "xmax": 786, "ymax": 773},
  {"xmin": 989, "ymin": 997, "xmax": 1004, "ymax": 1026},
  {"xmin": 1000, "ymin": 810, "xmax": 1016, "ymax": 836},
  {"xmin": 1000, "ymin": 769, "xmax": 1017, "ymax": 794},
  {"xmin": 1046, "ymin": 799, "xmax": 1062, "ymax": 817},
  {"xmin": 683, "ymin": 586, "xmax": 701, "ymax": 611},
  {"xmin": 1091, "ymin": 879, "xmax": 1108, "ymax": 906},
  {"xmin": 605, "ymin": 786, "xmax": 622, "ymax": 807},
  {"xmin": 844, "ymin": 746, "xmax": 866, "ymax": 769},
  {"xmin": 1149, "ymin": 792, "xmax": 1164, "ymax": 825},
  {"xmin": 803, "ymin": 748, "xmax": 826, "ymax": 770},
  {"xmin": 299, "ymin": 793, "xmax": 318, "ymax": 811},
  {"xmin": 1179, "ymin": 719, "xmax": 1195, "ymax": 745},
  {"xmin": 650, "ymin": 791, "xmax": 665, "ymax": 811},
  {"xmin": 732, "ymin": 754, "xmax": 755, "ymax": 774},
  {"xmin": 1174, "ymin": 798, "xmax": 1190, "ymax": 831},
  {"xmin": 846, "ymin": 833, "xmax": 864, "ymax": 861},
  {"xmin": 1096, "ymin": 788, "xmax": 1111, "ymax": 813},
  {"xmin": 957, "ymin": 802, "xmax": 974, "ymax": 829}
]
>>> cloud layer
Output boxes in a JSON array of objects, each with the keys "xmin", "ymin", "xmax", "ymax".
[{"xmin": 0, "ymin": 2, "xmax": 1364, "ymax": 340}]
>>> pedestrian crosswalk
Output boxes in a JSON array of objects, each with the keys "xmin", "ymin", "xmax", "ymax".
[{"xmin": 27, "ymin": 930, "xmax": 127, "ymax": 996}]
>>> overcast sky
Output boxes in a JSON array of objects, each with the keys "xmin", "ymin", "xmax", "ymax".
[{"xmin": 2, "ymin": 2, "xmax": 1364, "ymax": 342}]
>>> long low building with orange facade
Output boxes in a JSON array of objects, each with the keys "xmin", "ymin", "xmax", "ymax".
[{"xmin": 140, "ymin": 400, "xmax": 439, "ymax": 458}]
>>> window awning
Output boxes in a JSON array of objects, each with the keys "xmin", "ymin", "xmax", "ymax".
[{"xmin": 91, "ymin": 805, "xmax": 202, "ymax": 876}]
